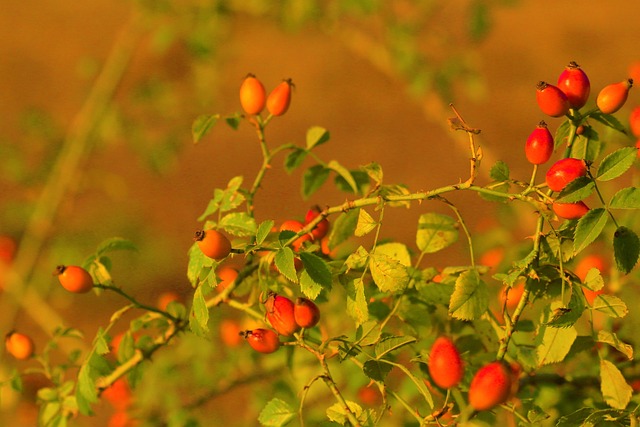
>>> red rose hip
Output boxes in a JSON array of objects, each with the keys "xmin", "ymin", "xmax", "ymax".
[
  {"xmin": 428, "ymin": 337, "xmax": 464, "ymax": 389},
  {"xmin": 597, "ymin": 79, "xmax": 633, "ymax": 114},
  {"xmin": 557, "ymin": 61, "xmax": 590, "ymax": 109},
  {"xmin": 242, "ymin": 328, "xmax": 280, "ymax": 354},
  {"xmin": 545, "ymin": 158, "xmax": 588, "ymax": 192},
  {"xmin": 264, "ymin": 292, "xmax": 299, "ymax": 336},
  {"xmin": 294, "ymin": 297, "xmax": 321, "ymax": 328},
  {"xmin": 525, "ymin": 120, "xmax": 554, "ymax": 165},
  {"xmin": 468, "ymin": 361, "xmax": 512, "ymax": 411},
  {"xmin": 536, "ymin": 81, "xmax": 570, "ymax": 118}
]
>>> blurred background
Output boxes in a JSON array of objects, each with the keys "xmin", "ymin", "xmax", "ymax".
[{"xmin": 1, "ymin": 0, "xmax": 640, "ymax": 425}]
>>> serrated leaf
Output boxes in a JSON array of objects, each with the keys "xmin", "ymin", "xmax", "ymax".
[
  {"xmin": 219, "ymin": 212, "xmax": 256, "ymax": 237},
  {"xmin": 597, "ymin": 330, "xmax": 633, "ymax": 360},
  {"xmin": 76, "ymin": 352, "xmax": 111, "ymax": 415},
  {"xmin": 374, "ymin": 242, "xmax": 411, "ymax": 266},
  {"xmin": 328, "ymin": 209, "xmax": 359, "ymax": 249},
  {"xmin": 256, "ymin": 220, "xmax": 274, "ymax": 245},
  {"xmin": 593, "ymin": 294, "xmax": 628, "ymax": 318},
  {"xmin": 328, "ymin": 160, "xmax": 357, "ymax": 193},
  {"xmin": 187, "ymin": 243, "xmax": 213, "ymax": 287},
  {"xmin": 283, "ymin": 147, "xmax": 307, "ymax": 173},
  {"xmin": 306, "ymin": 126, "xmax": 330, "ymax": 150},
  {"xmin": 355, "ymin": 209, "xmax": 377, "ymax": 237},
  {"xmin": 416, "ymin": 213, "xmax": 458, "ymax": 253},
  {"xmin": 363, "ymin": 360, "xmax": 393, "ymax": 381},
  {"xmin": 555, "ymin": 176, "xmax": 595, "ymax": 203},
  {"xmin": 536, "ymin": 304, "xmax": 577, "ymax": 366},
  {"xmin": 189, "ymin": 285, "xmax": 210, "ymax": 336},
  {"xmin": 299, "ymin": 271, "xmax": 323, "ymax": 300},
  {"xmin": 448, "ymin": 270, "xmax": 488, "ymax": 320},
  {"xmin": 592, "ymin": 112, "xmax": 629, "ymax": 135},
  {"xmin": 610, "ymin": 187, "xmax": 640, "ymax": 209},
  {"xmin": 302, "ymin": 164, "xmax": 330, "ymax": 199},
  {"xmin": 192, "ymin": 114, "xmax": 219, "ymax": 143},
  {"xmin": 546, "ymin": 290, "xmax": 585, "ymax": 328},
  {"xmin": 274, "ymin": 248, "xmax": 298, "ymax": 283},
  {"xmin": 554, "ymin": 120, "xmax": 572, "ymax": 149},
  {"xmin": 299, "ymin": 252, "xmax": 332, "ymax": 288},
  {"xmin": 326, "ymin": 401, "xmax": 363, "ymax": 425},
  {"xmin": 258, "ymin": 398, "xmax": 295, "ymax": 427},
  {"xmin": 574, "ymin": 208, "xmax": 608, "ymax": 255},
  {"xmin": 361, "ymin": 162, "xmax": 383, "ymax": 185},
  {"xmin": 346, "ymin": 278, "xmax": 368, "ymax": 327},
  {"xmin": 613, "ymin": 226, "xmax": 639, "ymax": 274},
  {"xmin": 490, "ymin": 160, "xmax": 509, "ymax": 181},
  {"xmin": 596, "ymin": 147, "xmax": 637, "ymax": 181},
  {"xmin": 583, "ymin": 267, "xmax": 604, "ymax": 291},
  {"xmin": 600, "ymin": 359, "xmax": 632, "ymax": 409},
  {"xmin": 334, "ymin": 170, "xmax": 369, "ymax": 195},
  {"xmin": 345, "ymin": 246, "xmax": 369, "ymax": 271},
  {"xmin": 375, "ymin": 336, "xmax": 417, "ymax": 359},
  {"xmin": 369, "ymin": 253, "xmax": 410, "ymax": 293}
]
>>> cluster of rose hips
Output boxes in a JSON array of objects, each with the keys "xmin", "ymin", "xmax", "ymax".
[
  {"xmin": 241, "ymin": 292, "xmax": 321, "ymax": 354},
  {"xmin": 530, "ymin": 62, "xmax": 634, "ymax": 220},
  {"xmin": 427, "ymin": 336, "xmax": 515, "ymax": 412},
  {"xmin": 239, "ymin": 74, "xmax": 294, "ymax": 118}
]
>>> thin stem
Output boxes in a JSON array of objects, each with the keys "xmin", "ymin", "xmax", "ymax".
[{"xmin": 94, "ymin": 284, "xmax": 181, "ymax": 323}]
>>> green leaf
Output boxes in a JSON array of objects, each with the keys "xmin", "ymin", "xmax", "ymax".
[
  {"xmin": 490, "ymin": 160, "xmax": 509, "ymax": 181},
  {"xmin": 374, "ymin": 242, "xmax": 411, "ymax": 266},
  {"xmin": 189, "ymin": 285, "xmax": 210, "ymax": 336},
  {"xmin": 613, "ymin": 226, "xmax": 639, "ymax": 274},
  {"xmin": 335, "ymin": 170, "xmax": 369, "ymax": 195},
  {"xmin": 355, "ymin": 209, "xmax": 377, "ymax": 237},
  {"xmin": 545, "ymin": 290, "xmax": 585, "ymax": 328},
  {"xmin": 95, "ymin": 237, "xmax": 138, "ymax": 256},
  {"xmin": 600, "ymin": 359, "xmax": 632, "ymax": 409},
  {"xmin": 536, "ymin": 304, "xmax": 577, "ymax": 366},
  {"xmin": 328, "ymin": 209, "xmax": 359, "ymax": 249},
  {"xmin": 191, "ymin": 114, "xmax": 219, "ymax": 143},
  {"xmin": 328, "ymin": 160, "xmax": 357, "ymax": 193},
  {"xmin": 573, "ymin": 208, "xmax": 608, "ymax": 255},
  {"xmin": 597, "ymin": 330, "xmax": 633, "ymax": 360},
  {"xmin": 219, "ymin": 212, "xmax": 256, "ymax": 237},
  {"xmin": 591, "ymin": 112, "xmax": 629, "ymax": 135},
  {"xmin": 554, "ymin": 120, "xmax": 572, "ymax": 150},
  {"xmin": 593, "ymin": 295, "xmax": 628, "ymax": 318},
  {"xmin": 363, "ymin": 360, "xmax": 393, "ymax": 381},
  {"xmin": 416, "ymin": 213, "xmax": 459, "ymax": 253},
  {"xmin": 448, "ymin": 270, "xmax": 488, "ymax": 320},
  {"xmin": 274, "ymin": 248, "xmax": 298, "ymax": 283},
  {"xmin": 345, "ymin": 246, "xmax": 369, "ymax": 271},
  {"xmin": 596, "ymin": 147, "xmax": 637, "ymax": 181},
  {"xmin": 300, "ymin": 271, "xmax": 323, "ymax": 300},
  {"xmin": 258, "ymin": 398, "xmax": 295, "ymax": 427},
  {"xmin": 283, "ymin": 147, "xmax": 307, "ymax": 173},
  {"xmin": 302, "ymin": 165, "xmax": 330, "ymax": 199},
  {"xmin": 256, "ymin": 220, "xmax": 275, "ymax": 245},
  {"xmin": 468, "ymin": 0, "xmax": 490, "ymax": 41},
  {"xmin": 186, "ymin": 243, "xmax": 213, "ymax": 287},
  {"xmin": 306, "ymin": 126, "xmax": 330, "ymax": 150},
  {"xmin": 582, "ymin": 267, "xmax": 604, "ymax": 292},
  {"xmin": 299, "ymin": 252, "xmax": 332, "ymax": 288},
  {"xmin": 369, "ymin": 253, "xmax": 410, "ymax": 293},
  {"xmin": 361, "ymin": 162, "xmax": 383, "ymax": 186},
  {"xmin": 609, "ymin": 187, "xmax": 640, "ymax": 209},
  {"xmin": 375, "ymin": 335, "xmax": 417, "ymax": 359},
  {"xmin": 326, "ymin": 401, "xmax": 363, "ymax": 425},
  {"xmin": 555, "ymin": 176, "xmax": 594, "ymax": 203},
  {"xmin": 224, "ymin": 113, "xmax": 241, "ymax": 130},
  {"xmin": 346, "ymin": 278, "xmax": 368, "ymax": 327},
  {"xmin": 76, "ymin": 353, "xmax": 111, "ymax": 415}
]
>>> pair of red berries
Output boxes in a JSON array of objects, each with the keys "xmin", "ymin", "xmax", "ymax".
[
  {"xmin": 536, "ymin": 61, "xmax": 633, "ymax": 117},
  {"xmin": 239, "ymin": 74, "xmax": 294, "ymax": 117},
  {"xmin": 242, "ymin": 293, "xmax": 321, "ymax": 354},
  {"xmin": 546, "ymin": 158, "xmax": 590, "ymax": 220},
  {"xmin": 427, "ymin": 337, "xmax": 514, "ymax": 411},
  {"xmin": 279, "ymin": 207, "xmax": 330, "ymax": 252}
]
